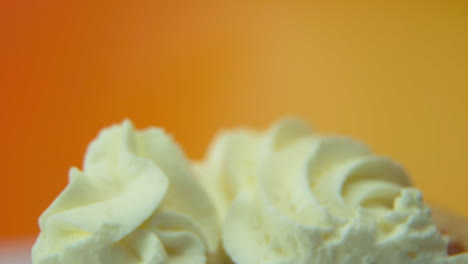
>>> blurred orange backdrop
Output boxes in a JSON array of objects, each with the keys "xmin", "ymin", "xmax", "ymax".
[{"xmin": 1, "ymin": 1, "xmax": 467, "ymax": 238}]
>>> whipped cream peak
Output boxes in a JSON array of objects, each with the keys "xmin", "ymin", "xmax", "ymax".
[
  {"xmin": 197, "ymin": 118, "xmax": 466, "ymax": 264},
  {"xmin": 33, "ymin": 120, "xmax": 220, "ymax": 264},
  {"xmin": 33, "ymin": 118, "xmax": 468, "ymax": 264}
]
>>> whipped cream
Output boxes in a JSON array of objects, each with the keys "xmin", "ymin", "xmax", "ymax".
[
  {"xmin": 32, "ymin": 120, "xmax": 220, "ymax": 264},
  {"xmin": 197, "ymin": 118, "xmax": 468, "ymax": 264}
]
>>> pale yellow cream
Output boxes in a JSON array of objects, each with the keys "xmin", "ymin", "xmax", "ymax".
[
  {"xmin": 32, "ymin": 120, "xmax": 220, "ymax": 264},
  {"xmin": 197, "ymin": 118, "xmax": 468, "ymax": 264}
]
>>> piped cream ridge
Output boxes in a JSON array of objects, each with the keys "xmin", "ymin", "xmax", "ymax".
[
  {"xmin": 197, "ymin": 118, "xmax": 468, "ymax": 264},
  {"xmin": 32, "ymin": 120, "xmax": 221, "ymax": 264}
]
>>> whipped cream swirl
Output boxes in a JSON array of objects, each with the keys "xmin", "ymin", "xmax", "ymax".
[
  {"xmin": 32, "ymin": 120, "xmax": 219, "ymax": 264},
  {"xmin": 197, "ymin": 118, "xmax": 466, "ymax": 264}
]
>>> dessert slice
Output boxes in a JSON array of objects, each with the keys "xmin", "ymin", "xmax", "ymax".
[{"xmin": 432, "ymin": 206, "xmax": 468, "ymax": 256}]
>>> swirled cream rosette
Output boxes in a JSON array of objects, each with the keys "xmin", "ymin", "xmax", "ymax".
[
  {"xmin": 197, "ymin": 118, "xmax": 467, "ymax": 264},
  {"xmin": 33, "ymin": 120, "xmax": 220, "ymax": 264}
]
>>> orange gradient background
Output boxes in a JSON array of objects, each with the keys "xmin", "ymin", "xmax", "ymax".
[{"xmin": 1, "ymin": 1, "xmax": 467, "ymax": 238}]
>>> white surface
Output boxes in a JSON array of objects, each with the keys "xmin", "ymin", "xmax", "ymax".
[{"xmin": 0, "ymin": 237, "xmax": 33, "ymax": 264}]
